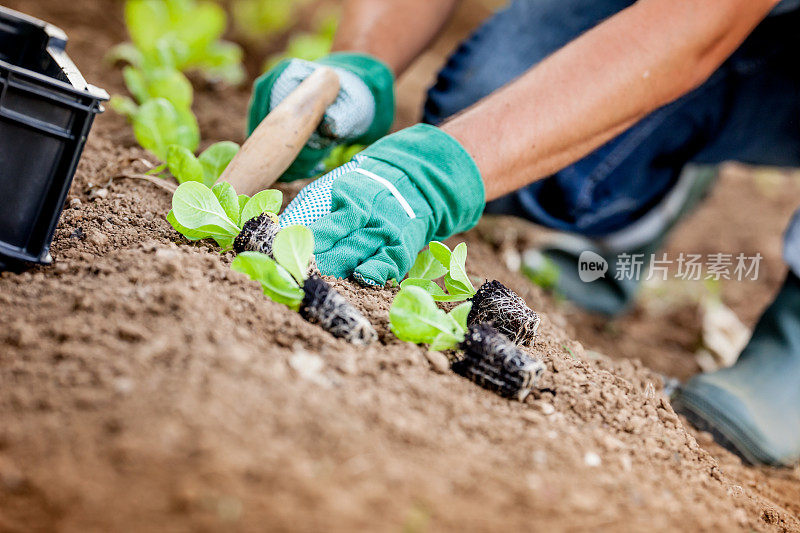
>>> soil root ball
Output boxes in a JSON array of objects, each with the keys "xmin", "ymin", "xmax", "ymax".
[
  {"xmin": 300, "ymin": 276, "xmax": 378, "ymax": 345},
  {"xmin": 453, "ymin": 323, "xmax": 545, "ymax": 401},
  {"xmin": 468, "ymin": 280, "xmax": 540, "ymax": 346},
  {"xmin": 234, "ymin": 213, "xmax": 279, "ymax": 256},
  {"xmin": 234, "ymin": 214, "xmax": 319, "ymax": 275}
]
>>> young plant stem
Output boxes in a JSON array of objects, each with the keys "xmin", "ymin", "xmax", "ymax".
[{"xmin": 113, "ymin": 172, "xmax": 178, "ymax": 193}]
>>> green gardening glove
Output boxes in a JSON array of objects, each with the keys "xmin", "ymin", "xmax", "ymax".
[
  {"xmin": 248, "ymin": 52, "xmax": 395, "ymax": 182},
  {"xmin": 279, "ymin": 124, "xmax": 485, "ymax": 285}
]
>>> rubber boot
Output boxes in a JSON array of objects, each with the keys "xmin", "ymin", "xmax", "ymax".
[
  {"xmin": 523, "ymin": 165, "xmax": 719, "ymax": 316},
  {"xmin": 673, "ymin": 272, "xmax": 800, "ymax": 466}
]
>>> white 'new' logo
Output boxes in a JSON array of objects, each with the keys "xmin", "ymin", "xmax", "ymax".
[{"xmin": 578, "ymin": 251, "xmax": 608, "ymax": 282}]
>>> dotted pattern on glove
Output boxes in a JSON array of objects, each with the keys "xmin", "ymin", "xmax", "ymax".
[
  {"xmin": 271, "ymin": 59, "xmax": 375, "ymax": 149},
  {"xmin": 278, "ymin": 158, "xmax": 364, "ymax": 228},
  {"xmin": 352, "ymin": 271, "xmax": 382, "ymax": 287}
]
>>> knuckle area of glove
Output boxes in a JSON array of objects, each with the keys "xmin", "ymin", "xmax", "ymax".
[
  {"xmin": 330, "ymin": 176, "xmax": 385, "ymax": 211},
  {"xmin": 371, "ymin": 189, "xmax": 419, "ymax": 223},
  {"xmin": 331, "ymin": 171, "xmax": 434, "ymax": 223},
  {"xmin": 391, "ymin": 177, "xmax": 434, "ymax": 220}
]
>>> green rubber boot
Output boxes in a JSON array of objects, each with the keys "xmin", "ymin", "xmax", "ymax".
[
  {"xmin": 523, "ymin": 165, "xmax": 719, "ymax": 316},
  {"xmin": 673, "ymin": 272, "xmax": 800, "ymax": 466}
]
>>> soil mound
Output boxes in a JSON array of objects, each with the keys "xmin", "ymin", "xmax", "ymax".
[{"xmin": 0, "ymin": 0, "xmax": 797, "ymax": 530}]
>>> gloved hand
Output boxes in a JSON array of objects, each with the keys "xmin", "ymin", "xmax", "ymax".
[
  {"xmin": 248, "ymin": 52, "xmax": 395, "ymax": 182},
  {"xmin": 279, "ymin": 124, "xmax": 485, "ymax": 286}
]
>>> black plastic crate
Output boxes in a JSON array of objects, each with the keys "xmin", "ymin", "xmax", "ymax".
[{"xmin": 0, "ymin": 6, "xmax": 108, "ymax": 270}]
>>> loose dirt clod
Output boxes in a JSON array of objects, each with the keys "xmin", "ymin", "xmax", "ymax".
[
  {"xmin": 300, "ymin": 276, "xmax": 378, "ymax": 345},
  {"xmin": 453, "ymin": 323, "xmax": 544, "ymax": 401},
  {"xmin": 468, "ymin": 280, "xmax": 541, "ymax": 345}
]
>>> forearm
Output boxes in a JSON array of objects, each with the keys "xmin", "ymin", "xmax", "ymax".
[
  {"xmin": 443, "ymin": 0, "xmax": 778, "ymax": 201},
  {"xmin": 332, "ymin": 0, "xmax": 459, "ymax": 76}
]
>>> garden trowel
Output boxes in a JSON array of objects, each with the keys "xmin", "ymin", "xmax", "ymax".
[{"xmin": 218, "ymin": 67, "xmax": 340, "ymax": 196}]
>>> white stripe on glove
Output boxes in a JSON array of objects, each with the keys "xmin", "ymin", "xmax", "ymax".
[{"xmin": 279, "ymin": 156, "xmax": 417, "ymax": 228}]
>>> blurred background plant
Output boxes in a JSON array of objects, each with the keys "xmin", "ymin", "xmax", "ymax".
[
  {"xmin": 231, "ymin": 0, "xmax": 300, "ymax": 41},
  {"xmin": 107, "ymin": 0, "xmax": 355, "ymax": 171},
  {"xmin": 109, "ymin": 0, "xmax": 245, "ymax": 84},
  {"xmin": 260, "ymin": 7, "xmax": 338, "ymax": 71}
]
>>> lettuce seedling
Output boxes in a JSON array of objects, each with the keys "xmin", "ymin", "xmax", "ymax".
[
  {"xmin": 112, "ymin": 69, "xmax": 199, "ymax": 160},
  {"xmin": 404, "ymin": 241, "xmax": 542, "ymax": 346},
  {"xmin": 232, "ymin": 0, "xmax": 296, "ymax": 40},
  {"xmin": 123, "ymin": 65, "xmax": 193, "ymax": 110},
  {"xmin": 166, "ymin": 141, "xmax": 240, "ymax": 186},
  {"xmin": 389, "ymin": 285, "xmax": 472, "ymax": 351},
  {"xmin": 112, "ymin": 0, "xmax": 244, "ymax": 84},
  {"xmin": 232, "ymin": 224, "xmax": 377, "ymax": 345},
  {"xmin": 401, "ymin": 242, "xmax": 476, "ymax": 302},
  {"xmin": 194, "ymin": 41, "xmax": 245, "ymax": 86},
  {"xmin": 167, "ymin": 181, "xmax": 282, "ymax": 250},
  {"xmin": 262, "ymin": 10, "xmax": 337, "ymax": 71},
  {"xmin": 389, "ymin": 286, "xmax": 544, "ymax": 400},
  {"xmin": 521, "ymin": 249, "xmax": 560, "ymax": 291},
  {"xmin": 131, "ymin": 98, "xmax": 200, "ymax": 160},
  {"xmin": 231, "ymin": 226, "xmax": 312, "ymax": 310}
]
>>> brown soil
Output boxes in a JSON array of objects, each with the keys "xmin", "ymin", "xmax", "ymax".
[{"xmin": 1, "ymin": 0, "xmax": 798, "ymax": 531}]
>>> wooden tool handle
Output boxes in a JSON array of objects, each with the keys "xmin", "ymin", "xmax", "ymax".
[{"xmin": 219, "ymin": 67, "xmax": 340, "ymax": 196}]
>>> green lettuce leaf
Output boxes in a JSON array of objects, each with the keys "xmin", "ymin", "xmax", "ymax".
[
  {"xmin": 400, "ymin": 278, "xmax": 447, "ymax": 297},
  {"xmin": 239, "ymin": 189, "xmax": 283, "ymax": 225},
  {"xmin": 231, "ymin": 252, "xmax": 304, "ymax": 310},
  {"xmin": 428, "ymin": 241, "xmax": 451, "ymax": 269},
  {"xmin": 407, "ymin": 248, "xmax": 448, "ymax": 280},
  {"xmin": 166, "ymin": 144, "xmax": 203, "ymax": 184},
  {"xmin": 448, "ymin": 242, "xmax": 475, "ymax": 295},
  {"xmin": 199, "ymin": 141, "xmax": 240, "ymax": 186},
  {"xmin": 132, "ymin": 98, "xmax": 199, "ymax": 160},
  {"xmin": 448, "ymin": 301, "xmax": 472, "ymax": 334},
  {"xmin": 211, "ymin": 181, "xmax": 240, "ymax": 226},
  {"xmin": 389, "ymin": 286, "xmax": 463, "ymax": 348},
  {"xmin": 238, "ymin": 194, "xmax": 250, "ymax": 215},
  {"xmin": 171, "ymin": 181, "xmax": 239, "ymax": 237},
  {"xmin": 272, "ymin": 225, "xmax": 314, "ymax": 284}
]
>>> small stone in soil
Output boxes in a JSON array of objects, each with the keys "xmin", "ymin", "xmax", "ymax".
[
  {"xmin": 89, "ymin": 188, "xmax": 108, "ymax": 200},
  {"xmin": 425, "ymin": 350, "xmax": 450, "ymax": 374},
  {"xmin": 584, "ymin": 452, "xmax": 602, "ymax": 467},
  {"xmin": 113, "ymin": 377, "xmax": 135, "ymax": 395},
  {"xmin": 288, "ymin": 350, "xmax": 332, "ymax": 388},
  {"xmin": 86, "ymin": 229, "xmax": 108, "ymax": 247}
]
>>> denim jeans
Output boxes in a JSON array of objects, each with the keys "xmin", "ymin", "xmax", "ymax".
[{"xmin": 423, "ymin": 0, "xmax": 800, "ymax": 277}]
